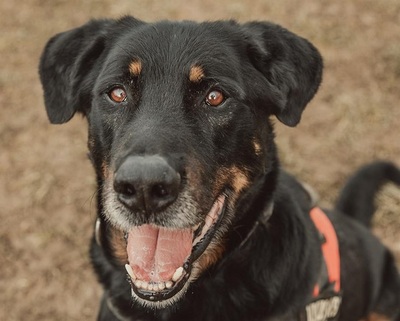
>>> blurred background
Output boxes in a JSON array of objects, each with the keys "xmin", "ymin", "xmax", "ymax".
[{"xmin": 1, "ymin": 0, "xmax": 399, "ymax": 320}]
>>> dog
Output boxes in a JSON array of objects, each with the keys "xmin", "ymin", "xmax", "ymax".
[{"xmin": 39, "ymin": 16, "xmax": 400, "ymax": 321}]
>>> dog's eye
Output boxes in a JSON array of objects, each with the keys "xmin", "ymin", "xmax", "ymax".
[
  {"xmin": 108, "ymin": 87, "xmax": 127, "ymax": 103},
  {"xmin": 205, "ymin": 89, "xmax": 225, "ymax": 107}
]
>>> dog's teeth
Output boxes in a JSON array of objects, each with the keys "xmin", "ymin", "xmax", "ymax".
[
  {"xmin": 125, "ymin": 264, "xmax": 136, "ymax": 280},
  {"xmin": 142, "ymin": 281, "xmax": 149, "ymax": 290},
  {"xmin": 172, "ymin": 266, "xmax": 184, "ymax": 282},
  {"xmin": 133, "ymin": 279, "xmax": 171, "ymax": 292}
]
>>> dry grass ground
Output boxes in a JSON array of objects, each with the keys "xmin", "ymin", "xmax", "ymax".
[{"xmin": 1, "ymin": 0, "xmax": 399, "ymax": 320}]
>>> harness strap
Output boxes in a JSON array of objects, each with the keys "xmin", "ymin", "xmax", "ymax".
[
  {"xmin": 309, "ymin": 207, "xmax": 341, "ymax": 296},
  {"xmin": 239, "ymin": 200, "xmax": 274, "ymax": 248}
]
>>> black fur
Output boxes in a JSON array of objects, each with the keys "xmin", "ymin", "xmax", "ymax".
[{"xmin": 39, "ymin": 16, "xmax": 400, "ymax": 321}]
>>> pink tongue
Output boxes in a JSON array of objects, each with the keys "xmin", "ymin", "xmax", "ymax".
[{"xmin": 127, "ymin": 225, "xmax": 193, "ymax": 282}]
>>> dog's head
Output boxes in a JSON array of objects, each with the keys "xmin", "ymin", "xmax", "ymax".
[{"xmin": 39, "ymin": 17, "xmax": 322, "ymax": 308}]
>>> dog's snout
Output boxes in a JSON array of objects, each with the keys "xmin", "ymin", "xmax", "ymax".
[{"xmin": 113, "ymin": 156, "xmax": 181, "ymax": 213}]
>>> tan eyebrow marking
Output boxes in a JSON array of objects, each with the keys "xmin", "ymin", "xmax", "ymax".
[
  {"xmin": 189, "ymin": 65, "xmax": 205, "ymax": 83},
  {"xmin": 129, "ymin": 59, "xmax": 142, "ymax": 77},
  {"xmin": 253, "ymin": 139, "xmax": 262, "ymax": 156}
]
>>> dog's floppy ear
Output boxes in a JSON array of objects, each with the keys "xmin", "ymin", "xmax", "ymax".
[
  {"xmin": 242, "ymin": 22, "xmax": 323, "ymax": 127},
  {"xmin": 39, "ymin": 19, "xmax": 113, "ymax": 124}
]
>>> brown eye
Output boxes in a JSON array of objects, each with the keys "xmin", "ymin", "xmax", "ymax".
[
  {"xmin": 206, "ymin": 89, "xmax": 225, "ymax": 107},
  {"xmin": 109, "ymin": 87, "xmax": 127, "ymax": 103}
]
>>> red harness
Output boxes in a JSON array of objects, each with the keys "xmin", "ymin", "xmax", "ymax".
[{"xmin": 309, "ymin": 207, "xmax": 341, "ymax": 297}]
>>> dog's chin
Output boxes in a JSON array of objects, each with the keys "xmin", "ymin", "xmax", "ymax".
[{"xmin": 121, "ymin": 194, "xmax": 227, "ymax": 309}]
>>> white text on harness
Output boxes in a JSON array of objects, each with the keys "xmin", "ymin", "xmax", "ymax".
[{"xmin": 306, "ymin": 296, "xmax": 341, "ymax": 321}]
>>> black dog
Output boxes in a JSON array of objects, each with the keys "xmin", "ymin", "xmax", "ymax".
[{"xmin": 39, "ymin": 17, "xmax": 400, "ymax": 320}]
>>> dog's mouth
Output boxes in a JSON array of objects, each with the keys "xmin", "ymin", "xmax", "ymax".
[{"xmin": 124, "ymin": 194, "xmax": 226, "ymax": 303}]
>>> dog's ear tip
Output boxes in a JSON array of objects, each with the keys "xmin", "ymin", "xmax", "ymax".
[
  {"xmin": 48, "ymin": 116, "xmax": 73, "ymax": 125},
  {"xmin": 47, "ymin": 117, "xmax": 71, "ymax": 125},
  {"xmin": 45, "ymin": 106, "xmax": 76, "ymax": 124},
  {"xmin": 276, "ymin": 113, "xmax": 301, "ymax": 127}
]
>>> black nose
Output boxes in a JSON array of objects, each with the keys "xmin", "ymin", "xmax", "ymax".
[{"xmin": 113, "ymin": 156, "xmax": 181, "ymax": 213}]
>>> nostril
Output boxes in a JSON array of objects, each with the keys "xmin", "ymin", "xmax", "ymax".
[
  {"xmin": 121, "ymin": 184, "xmax": 136, "ymax": 197},
  {"xmin": 114, "ymin": 181, "xmax": 141, "ymax": 211},
  {"xmin": 151, "ymin": 184, "xmax": 169, "ymax": 198},
  {"xmin": 114, "ymin": 181, "xmax": 136, "ymax": 197}
]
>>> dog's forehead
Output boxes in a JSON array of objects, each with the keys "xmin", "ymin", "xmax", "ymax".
[{"xmin": 111, "ymin": 21, "xmax": 243, "ymax": 79}]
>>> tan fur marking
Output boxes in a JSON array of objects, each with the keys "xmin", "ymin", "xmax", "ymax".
[
  {"xmin": 253, "ymin": 139, "xmax": 262, "ymax": 156},
  {"xmin": 196, "ymin": 243, "xmax": 225, "ymax": 271},
  {"xmin": 214, "ymin": 166, "xmax": 250, "ymax": 197},
  {"xmin": 109, "ymin": 227, "xmax": 128, "ymax": 264},
  {"xmin": 231, "ymin": 166, "xmax": 250, "ymax": 194},
  {"xmin": 129, "ymin": 60, "xmax": 142, "ymax": 76},
  {"xmin": 360, "ymin": 313, "xmax": 391, "ymax": 321},
  {"xmin": 101, "ymin": 161, "xmax": 111, "ymax": 179},
  {"xmin": 185, "ymin": 156, "xmax": 205, "ymax": 201},
  {"xmin": 189, "ymin": 65, "xmax": 205, "ymax": 83},
  {"xmin": 213, "ymin": 168, "xmax": 229, "ymax": 196}
]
